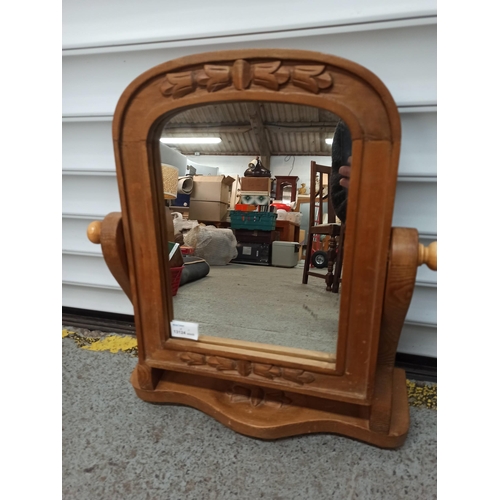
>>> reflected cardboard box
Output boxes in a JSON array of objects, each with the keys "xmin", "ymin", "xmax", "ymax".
[
  {"xmin": 240, "ymin": 177, "xmax": 272, "ymax": 193},
  {"xmin": 191, "ymin": 175, "xmax": 235, "ymax": 204},
  {"xmin": 189, "ymin": 200, "xmax": 229, "ymax": 222}
]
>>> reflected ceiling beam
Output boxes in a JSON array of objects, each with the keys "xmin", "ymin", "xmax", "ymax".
[
  {"xmin": 174, "ymin": 149, "xmax": 331, "ymax": 157},
  {"xmin": 163, "ymin": 123, "xmax": 251, "ymax": 134},
  {"xmin": 244, "ymin": 103, "xmax": 271, "ymax": 169},
  {"xmin": 162, "ymin": 123, "xmax": 336, "ymax": 135},
  {"xmin": 266, "ymin": 122, "xmax": 339, "ymax": 133}
]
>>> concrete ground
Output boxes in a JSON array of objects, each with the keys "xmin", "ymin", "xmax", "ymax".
[{"xmin": 62, "ymin": 338, "xmax": 437, "ymax": 500}]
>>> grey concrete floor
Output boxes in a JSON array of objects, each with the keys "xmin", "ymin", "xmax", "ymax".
[{"xmin": 62, "ymin": 339, "xmax": 437, "ymax": 500}]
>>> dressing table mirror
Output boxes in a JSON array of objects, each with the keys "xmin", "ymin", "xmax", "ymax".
[{"xmin": 86, "ymin": 49, "xmax": 437, "ymax": 448}]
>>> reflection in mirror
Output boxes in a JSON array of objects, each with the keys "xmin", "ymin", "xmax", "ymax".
[
  {"xmin": 159, "ymin": 102, "xmax": 351, "ymax": 356},
  {"xmin": 282, "ymin": 185, "xmax": 292, "ymax": 204}
]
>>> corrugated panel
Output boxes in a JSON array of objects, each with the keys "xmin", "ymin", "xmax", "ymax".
[
  {"xmin": 63, "ymin": 282, "xmax": 134, "ymax": 315},
  {"xmin": 63, "ymin": 0, "xmax": 436, "ymax": 51},
  {"xmin": 62, "ymin": 25, "xmax": 437, "ymax": 116}
]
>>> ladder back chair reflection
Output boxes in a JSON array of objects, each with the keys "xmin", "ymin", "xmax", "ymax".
[{"xmin": 302, "ymin": 161, "xmax": 344, "ymax": 292}]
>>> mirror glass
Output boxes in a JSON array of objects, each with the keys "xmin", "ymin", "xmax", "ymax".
[{"xmin": 160, "ymin": 102, "xmax": 351, "ymax": 357}]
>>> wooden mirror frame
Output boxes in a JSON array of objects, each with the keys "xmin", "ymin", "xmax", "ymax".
[{"xmin": 88, "ymin": 49, "xmax": 437, "ymax": 448}]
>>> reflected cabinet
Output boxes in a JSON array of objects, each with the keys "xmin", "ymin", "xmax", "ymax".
[{"xmin": 87, "ymin": 49, "xmax": 437, "ymax": 448}]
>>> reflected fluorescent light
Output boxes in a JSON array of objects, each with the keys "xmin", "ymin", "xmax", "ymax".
[
  {"xmin": 160, "ymin": 137, "xmax": 222, "ymax": 144},
  {"xmin": 325, "ymin": 138, "xmax": 333, "ymax": 145}
]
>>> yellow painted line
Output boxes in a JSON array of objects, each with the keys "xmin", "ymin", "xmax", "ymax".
[
  {"xmin": 81, "ymin": 335, "xmax": 138, "ymax": 353},
  {"xmin": 63, "ymin": 329, "xmax": 137, "ymax": 354},
  {"xmin": 406, "ymin": 380, "xmax": 437, "ymax": 410}
]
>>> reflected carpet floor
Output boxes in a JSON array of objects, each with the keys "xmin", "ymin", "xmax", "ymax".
[{"xmin": 173, "ymin": 262, "xmax": 339, "ymax": 354}]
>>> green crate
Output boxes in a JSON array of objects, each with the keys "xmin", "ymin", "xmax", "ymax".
[{"xmin": 230, "ymin": 211, "xmax": 277, "ymax": 230}]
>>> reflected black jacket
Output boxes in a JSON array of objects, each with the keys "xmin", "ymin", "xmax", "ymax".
[{"xmin": 330, "ymin": 120, "xmax": 352, "ymax": 223}]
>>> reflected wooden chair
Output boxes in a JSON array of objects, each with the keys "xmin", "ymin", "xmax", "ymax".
[{"xmin": 302, "ymin": 161, "xmax": 344, "ymax": 292}]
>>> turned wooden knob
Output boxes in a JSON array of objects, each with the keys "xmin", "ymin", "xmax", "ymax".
[
  {"xmin": 87, "ymin": 221, "xmax": 102, "ymax": 244},
  {"xmin": 418, "ymin": 241, "xmax": 437, "ymax": 271}
]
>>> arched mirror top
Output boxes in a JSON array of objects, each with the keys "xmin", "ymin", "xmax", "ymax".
[
  {"xmin": 112, "ymin": 50, "xmax": 402, "ymax": 275},
  {"xmin": 113, "ymin": 49, "xmax": 401, "ymax": 147}
]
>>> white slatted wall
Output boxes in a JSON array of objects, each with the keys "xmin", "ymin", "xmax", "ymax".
[{"xmin": 62, "ymin": 0, "xmax": 437, "ymax": 357}]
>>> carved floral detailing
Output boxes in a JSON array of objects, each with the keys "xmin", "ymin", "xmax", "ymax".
[
  {"xmin": 160, "ymin": 59, "xmax": 333, "ymax": 98},
  {"xmin": 291, "ymin": 65, "xmax": 334, "ymax": 93},
  {"xmin": 251, "ymin": 61, "xmax": 291, "ymax": 91},
  {"xmin": 226, "ymin": 385, "xmax": 292, "ymax": 409},
  {"xmin": 179, "ymin": 352, "xmax": 315, "ymax": 385},
  {"xmin": 180, "ymin": 352, "xmax": 206, "ymax": 365}
]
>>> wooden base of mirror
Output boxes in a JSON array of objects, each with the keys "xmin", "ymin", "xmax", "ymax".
[{"xmin": 130, "ymin": 366, "xmax": 409, "ymax": 448}]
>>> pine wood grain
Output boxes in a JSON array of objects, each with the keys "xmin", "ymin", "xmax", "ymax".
[{"xmin": 88, "ymin": 49, "xmax": 437, "ymax": 447}]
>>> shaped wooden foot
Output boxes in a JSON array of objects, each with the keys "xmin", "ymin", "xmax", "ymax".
[{"xmin": 130, "ymin": 367, "xmax": 409, "ymax": 448}]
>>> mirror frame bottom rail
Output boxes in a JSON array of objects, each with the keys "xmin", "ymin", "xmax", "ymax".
[
  {"xmin": 130, "ymin": 364, "xmax": 409, "ymax": 448},
  {"xmin": 162, "ymin": 337, "xmax": 336, "ymax": 374},
  {"xmin": 146, "ymin": 347, "xmax": 358, "ymax": 404}
]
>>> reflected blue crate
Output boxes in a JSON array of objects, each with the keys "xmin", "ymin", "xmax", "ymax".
[{"xmin": 171, "ymin": 193, "xmax": 190, "ymax": 207}]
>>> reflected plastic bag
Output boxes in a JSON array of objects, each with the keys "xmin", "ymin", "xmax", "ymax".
[
  {"xmin": 183, "ymin": 225, "xmax": 238, "ymax": 266},
  {"xmin": 172, "ymin": 215, "xmax": 199, "ymax": 245}
]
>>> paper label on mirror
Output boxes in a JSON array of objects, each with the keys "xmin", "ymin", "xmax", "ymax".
[{"xmin": 170, "ymin": 320, "xmax": 199, "ymax": 341}]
